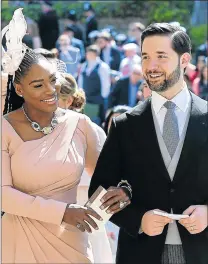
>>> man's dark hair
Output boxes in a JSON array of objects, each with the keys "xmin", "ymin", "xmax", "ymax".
[{"xmin": 141, "ymin": 23, "xmax": 192, "ymax": 56}]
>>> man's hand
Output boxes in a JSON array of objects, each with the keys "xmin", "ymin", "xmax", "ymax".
[
  {"xmin": 141, "ymin": 209, "xmax": 172, "ymax": 236},
  {"xmin": 179, "ymin": 205, "xmax": 208, "ymax": 234}
]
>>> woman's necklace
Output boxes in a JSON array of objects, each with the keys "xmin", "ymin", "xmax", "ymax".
[{"xmin": 22, "ymin": 106, "xmax": 58, "ymax": 135}]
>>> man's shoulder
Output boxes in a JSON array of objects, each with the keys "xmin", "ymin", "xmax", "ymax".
[
  {"xmin": 114, "ymin": 100, "xmax": 150, "ymax": 125},
  {"xmin": 191, "ymin": 92, "xmax": 208, "ymax": 114}
]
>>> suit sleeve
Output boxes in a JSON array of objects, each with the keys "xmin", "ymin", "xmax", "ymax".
[{"xmin": 89, "ymin": 118, "xmax": 146, "ymax": 237}]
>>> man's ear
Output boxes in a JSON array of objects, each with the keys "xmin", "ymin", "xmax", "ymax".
[{"xmin": 181, "ymin": 53, "xmax": 191, "ymax": 70}]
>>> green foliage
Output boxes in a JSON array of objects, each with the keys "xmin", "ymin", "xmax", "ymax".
[
  {"xmin": 147, "ymin": 1, "xmax": 194, "ymax": 26},
  {"xmin": 1, "ymin": 0, "xmax": 195, "ymax": 30},
  {"xmin": 2, "ymin": 4, "xmax": 41, "ymax": 22},
  {"xmin": 189, "ymin": 24, "xmax": 207, "ymax": 51}
]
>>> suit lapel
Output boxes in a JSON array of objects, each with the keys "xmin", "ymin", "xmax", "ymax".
[
  {"xmin": 127, "ymin": 98, "xmax": 171, "ymax": 183},
  {"xmin": 173, "ymin": 94, "xmax": 208, "ymax": 184}
]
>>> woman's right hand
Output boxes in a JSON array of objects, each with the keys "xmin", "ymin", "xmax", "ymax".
[{"xmin": 63, "ymin": 206, "xmax": 103, "ymax": 233}]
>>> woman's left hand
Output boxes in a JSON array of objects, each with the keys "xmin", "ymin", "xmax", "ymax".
[{"xmin": 99, "ymin": 186, "xmax": 131, "ymax": 214}]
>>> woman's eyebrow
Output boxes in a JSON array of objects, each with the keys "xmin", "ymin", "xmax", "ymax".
[{"xmin": 29, "ymin": 79, "xmax": 44, "ymax": 85}]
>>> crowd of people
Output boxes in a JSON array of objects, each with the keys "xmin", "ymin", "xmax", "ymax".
[{"xmin": 1, "ymin": 2, "xmax": 208, "ymax": 264}]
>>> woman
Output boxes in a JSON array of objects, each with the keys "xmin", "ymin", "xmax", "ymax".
[
  {"xmin": 192, "ymin": 64, "xmax": 208, "ymax": 100},
  {"xmin": 103, "ymin": 105, "xmax": 132, "ymax": 134},
  {"xmin": 58, "ymin": 73, "xmax": 86, "ymax": 113},
  {"xmin": 2, "ymin": 9, "xmax": 130, "ymax": 263}
]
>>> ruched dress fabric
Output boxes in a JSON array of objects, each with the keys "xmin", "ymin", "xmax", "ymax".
[{"xmin": 2, "ymin": 110, "xmax": 103, "ymax": 263}]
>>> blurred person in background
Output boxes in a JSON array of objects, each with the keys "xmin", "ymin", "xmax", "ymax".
[
  {"xmin": 109, "ymin": 64, "xmax": 143, "ymax": 108},
  {"xmin": 137, "ymin": 80, "xmax": 152, "ymax": 101},
  {"xmin": 57, "ymin": 34, "xmax": 81, "ymax": 78},
  {"xmin": 34, "ymin": 48, "xmax": 67, "ymax": 75},
  {"xmin": 119, "ymin": 43, "xmax": 141, "ymax": 77},
  {"xmin": 38, "ymin": 0, "xmax": 59, "ymax": 50},
  {"xmin": 83, "ymin": 2, "xmax": 98, "ymax": 46},
  {"xmin": 23, "ymin": 16, "xmax": 42, "ymax": 49},
  {"xmin": 195, "ymin": 38, "xmax": 208, "ymax": 65},
  {"xmin": 103, "ymin": 105, "xmax": 132, "ymax": 134},
  {"xmin": 187, "ymin": 56, "xmax": 207, "ymax": 85},
  {"xmin": 97, "ymin": 31, "xmax": 121, "ymax": 71},
  {"xmin": 192, "ymin": 64, "xmax": 208, "ymax": 100},
  {"xmin": 57, "ymin": 26, "xmax": 85, "ymax": 62},
  {"xmin": 58, "ymin": 73, "xmax": 86, "ymax": 112},
  {"xmin": 128, "ymin": 22, "xmax": 145, "ymax": 55},
  {"xmin": 78, "ymin": 45, "xmax": 111, "ymax": 125},
  {"xmin": 67, "ymin": 9, "xmax": 84, "ymax": 42}
]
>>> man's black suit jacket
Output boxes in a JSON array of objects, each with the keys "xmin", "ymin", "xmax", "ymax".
[
  {"xmin": 89, "ymin": 93, "xmax": 208, "ymax": 264},
  {"xmin": 100, "ymin": 47, "xmax": 121, "ymax": 71}
]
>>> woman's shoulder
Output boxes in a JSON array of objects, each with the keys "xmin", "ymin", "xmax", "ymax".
[{"xmin": 3, "ymin": 109, "xmax": 23, "ymax": 130}]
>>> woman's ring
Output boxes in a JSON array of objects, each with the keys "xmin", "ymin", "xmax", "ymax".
[{"xmin": 119, "ymin": 201, "xmax": 127, "ymax": 209}]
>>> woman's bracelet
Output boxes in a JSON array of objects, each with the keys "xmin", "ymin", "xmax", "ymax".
[{"xmin": 117, "ymin": 180, "xmax": 132, "ymax": 199}]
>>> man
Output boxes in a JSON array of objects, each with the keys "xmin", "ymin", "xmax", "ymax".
[
  {"xmin": 38, "ymin": 0, "xmax": 59, "ymax": 50},
  {"xmin": 108, "ymin": 64, "xmax": 144, "ymax": 107},
  {"xmin": 67, "ymin": 9, "xmax": 84, "ymax": 42},
  {"xmin": 97, "ymin": 31, "xmax": 121, "ymax": 71},
  {"xmin": 78, "ymin": 45, "xmax": 110, "ymax": 124},
  {"xmin": 89, "ymin": 23, "xmax": 208, "ymax": 264},
  {"xmin": 119, "ymin": 43, "xmax": 141, "ymax": 77},
  {"xmin": 57, "ymin": 35, "xmax": 81, "ymax": 78},
  {"xmin": 56, "ymin": 26, "xmax": 85, "ymax": 62},
  {"xmin": 195, "ymin": 38, "xmax": 208, "ymax": 65},
  {"xmin": 83, "ymin": 3, "xmax": 98, "ymax": 46},
  {"xmin": 128, "ymin": 22, "xmax": 145, "ymax": 55}
]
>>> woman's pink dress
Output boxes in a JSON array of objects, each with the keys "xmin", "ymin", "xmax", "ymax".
[{"xmin": 2, "ymin": 110, "xmax": 103, "ymax": 263}]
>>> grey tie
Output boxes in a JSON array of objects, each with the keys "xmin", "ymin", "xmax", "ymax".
[{"xmin": 162, "ymin": 101, "xmax": 179, "ymax": 158}]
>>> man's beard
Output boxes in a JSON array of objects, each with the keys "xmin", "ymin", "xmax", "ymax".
[{"xmin": 145, "ymin": 62, "xmax": 181, "ymax": 92}]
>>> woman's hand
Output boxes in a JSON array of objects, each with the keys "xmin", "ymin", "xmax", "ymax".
[
  {"xmin": 63, "ymin": 206, "xmax": 103, "ymax": 233},
  {"xmin": 100, "ymin": 187, "xmax": 131, "ymax": 214}
]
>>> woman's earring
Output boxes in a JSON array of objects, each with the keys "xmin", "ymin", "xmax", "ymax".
[{"xmin": 19, "ymin": 94, "xmax": 23, "ymax": 97}]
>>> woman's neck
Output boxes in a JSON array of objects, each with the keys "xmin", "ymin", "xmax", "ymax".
[{"xmin": 23, "ymin": 104, "xmax": 55, "ymax": 128}]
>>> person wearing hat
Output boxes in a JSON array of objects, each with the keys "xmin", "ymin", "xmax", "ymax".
[
  {"xmin": 67, "ymin": 9, "xmax": 84, "ymax": 42},
  {"xmin": 83, "ymin": 2, "xmax": 98, "ymax": 46},
  {"xmin": 97, "ymin": 31, "xmax": 121, "ymax": 71},
  {"xmin": 37, "ymin": 0, "xmax": 59, "ymax": 50}
]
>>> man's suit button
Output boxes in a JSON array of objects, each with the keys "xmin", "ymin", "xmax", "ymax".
[{"xmin": 170, "ymin": 188, "xmax": 175, "ymax": 193}]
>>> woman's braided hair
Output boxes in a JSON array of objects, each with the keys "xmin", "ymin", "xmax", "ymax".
[{"xmin": 3, "ymin": 47, "xmax": 42, "ymax": 115}]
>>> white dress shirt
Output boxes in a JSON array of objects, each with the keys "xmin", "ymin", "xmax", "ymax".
[
  {"xmin": 151, "ymin": 83, "xmax": 191, "ymax": 137},
  {"xmin": 78, "ymin": 57, "xmax": 111, "ymax": 99}
]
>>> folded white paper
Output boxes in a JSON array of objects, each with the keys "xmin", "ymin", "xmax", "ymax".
[
  {"xmin": 85, "ymin": 186, "xmax": 113, "ymax": 233},
  {"xmin": 153, "ymin": 210, "xmax": 189, "ymax": 220}
]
